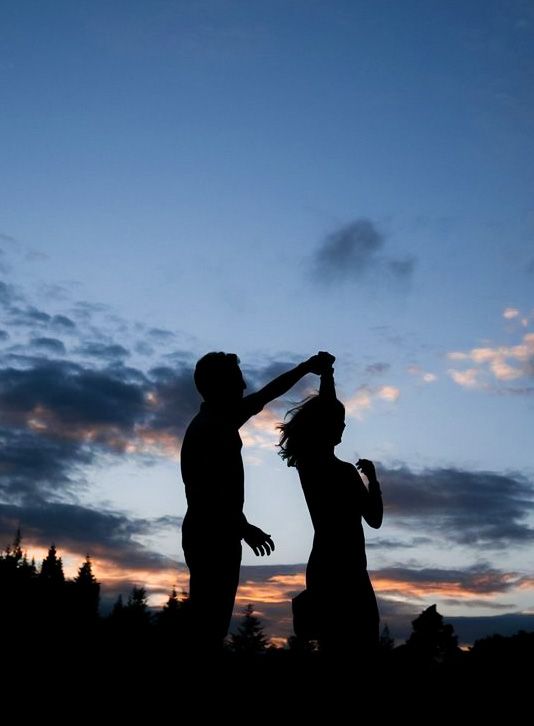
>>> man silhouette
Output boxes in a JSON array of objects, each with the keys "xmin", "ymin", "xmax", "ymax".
[{"xmin": 180, "ymin": 351, "xmax": 334, "ymax": 653}]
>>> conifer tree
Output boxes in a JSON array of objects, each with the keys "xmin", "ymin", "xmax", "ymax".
[
  {"xmin": 72, "ymin": 555, "xmax": 100, "ymax": 620},
  {"xmin": 406, "ymin": 604, "xmax": 458, "ymax": 662},
  {"xmin": 40, "ymin": 545, "xmax": 65, "ymax": 584},
  {"xmin": 231, "ymin": 604, "xmax": 269, "ymax": 655}
]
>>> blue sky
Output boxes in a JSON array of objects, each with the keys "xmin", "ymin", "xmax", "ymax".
[{"xmin": 1, "ymin": 1, "xmax": 533, "ymax": 643}]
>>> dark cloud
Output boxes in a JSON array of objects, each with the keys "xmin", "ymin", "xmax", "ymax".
[
  {"xmin": 0, "ymin": 330, "xmax": 8, "ymax": 342},
  {"xmin": 10, "ymin": 306, "xmax": 52, "ymax": 326},
  {"xmin": 0, "ymin": 426, "xmax": 93, "ymax": 504},
  {"xmin": 148, "ymin": 364, "xmax": 200, "ymax": 438},
  {"xmin": 77, "ymin": 342, "xmax": 130, "ymax": 360},
  {"xmin": 313, "ymin": 219, "xmax": 383, "ymax": 282},
  {"xmin": 30, "ymin": 337, "xmax": 66, "ymax": 355},
  {"xmin": 365, "ymin": 362, "xmax": 391, "ymax": 375},
  {"xmin": 0, "ymin": 351, "xmax": 198, "ymax": 507},
  {"xmin": 367, "ymin": 536, "xmax": 432, "ymax": 549},
  {"xmin": 148, "ymin": 327, "xmax": 176, "ymax": 341},
  {"xmin": 311, "ymin": 218, "xmax": 416, "ymax": 285},
  {"xmin": 0, "ymin": 360, "xmax": 148, "ymax": 433},
  {"xmin": 381, "ymin": 463, "xmax": 534, "ymax": 547},
  {"xmin": 374, "ymin": 563, "xmax": 525, "ymax": 594},
  {"xmin": 51, "ymin": 314, "xmax": 76, "ymax": 331},
  {"xmin": 0, "ymin": 501, "xmax": 181, "ymax": 571}
]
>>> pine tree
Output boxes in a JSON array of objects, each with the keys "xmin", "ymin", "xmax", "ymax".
[
  {"xmin": 406, "ymin": 604, "xmax": 458, "ymax": 663},
  {"xmin": 72, "ymin": 555, "xmax": 100, "ymax": 621},
  {"xmin": 40, "ymin": 545, "xmax": 65, "ymax": 584},
  {"xmin": 124, "ymin": 586, "xmax": 151, "ymax": 628},
  {"xmin": 0, "ymin": 530, "xmax": 37, "ymax": 631},
  {"xmin": 231, "ymin": 604, "xmax": 269, "ymax": 655},
  {"xmin": 157, "ymin": 587, "xmax": 188, "ymax": 645}
]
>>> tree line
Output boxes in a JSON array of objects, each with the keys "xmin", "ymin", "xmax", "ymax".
[{"xmin": 1, "ymin": 530, "xmax": 532, "ymax": 671}]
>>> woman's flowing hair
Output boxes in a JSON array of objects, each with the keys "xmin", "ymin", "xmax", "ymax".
[{"xmin": 277, "ymin": 394, "xmax": 345, "ymax": 467}]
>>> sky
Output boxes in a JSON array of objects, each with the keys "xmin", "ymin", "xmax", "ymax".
[{"xmin": 1, "ymin": 0, "xmax": 534, "ymax": 645}]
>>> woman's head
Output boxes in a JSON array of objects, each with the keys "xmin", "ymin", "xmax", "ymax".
[{"xmin": 277, "ymin": 395, "xmax": 345, "ymax": 467}]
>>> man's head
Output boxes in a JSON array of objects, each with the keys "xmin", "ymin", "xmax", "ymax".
[{"xmin": 194, "ymin": 352, "xmax": 246, "ymax": 403}]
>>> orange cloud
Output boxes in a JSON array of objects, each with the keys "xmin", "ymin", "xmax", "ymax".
[
  {"xmin": 240, "ymin": 408, "xmax": 281, "ymax": 449},
  {"xmin": 236, "ymin": 573, "xmax": 306, "ymax": 605}
]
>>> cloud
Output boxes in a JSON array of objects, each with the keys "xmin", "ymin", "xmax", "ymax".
[
  {"xmin": 0, "ymin": 280, "xmax": 19, "ymax": 308},
  {"xmin": 377, "ymin": 385, "xmax": 400, "ymax": 402},
  {"xmin": 30, "ymin": 337, "xmax": 67, "ymax": 355},
  {"xmin": 407, "ymin": 365, "xmax": 437, "ymax": 383},
  {"xmin": 0, "ymin": 500, "xmax": 181, "ymax": 572},
  {"xmin": 345, "ymin": 384, "xmax": 400, "ymax": 418},
  {"xmin": 148, "ymin": 327, "xmax": 176, "ymax": 341},
  {"xmin": 503, "ymin": 307, "xmax": 520, "ymax": 319},
  {"xmin": 0, "ymin": 360, "xmax": 148, "ymax": 435},
  {"xmin": 0, "ymin": 426, "xmax": 93, "ymax": 504},
  {"xmin": 373, "ymin": 564, "xmax": 526, "ymax": 598},
  {"xmin": 381, "ymin": 463, "xmax": 534, "ymax": 547},
  {"xmin": 366, "ymin": 536, "xmax": 433, "ymax": 550},
  {"xmin": 51, "ymin": 314, "xmax": 76, "ymax": 331},
  {"xmin": 311, "ymin": 218, "xmax": 416, "ymax": 285},
  {"xmin": 77, "ymin": 342, "xmax": 130, "ymax": 360},
  {"xmin": 448, "ymin": 331, "xmax": 534, "ymax": 389},
  {"xmin": 448, "ymin": 367, "xmax": 481, "ymax": 388},
  {"xmin": 365, "ymin": 362, "xmax": 391, "ymax": 375},
  {"xmin": 232, "ymin": 562, "xmax": 534, "ymax": 644},
  {"xmin": 0, "ymin": 330, "xmax": 8, "ymax": 342}
]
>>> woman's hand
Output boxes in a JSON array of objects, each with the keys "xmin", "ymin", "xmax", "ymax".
[
  {"xmin": 305, "ymin": 351, "xmax": 335, "ymax": 375},
  {"xmin": 356, "ymin": 458, "xmax": 377, "ymax": 482}
]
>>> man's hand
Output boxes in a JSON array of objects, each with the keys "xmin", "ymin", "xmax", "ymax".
[
  {"xmin": 306, "ymin": 351, "xmax": 335, "ymax": 375},
  {"xmin": 243, "ymin": 524, "xmax": 275, "ymax": 557}
]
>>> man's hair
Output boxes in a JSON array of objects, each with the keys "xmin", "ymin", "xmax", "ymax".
[{"xmin": 194, "ymin": 352, "xmax": 241, "ymax": 400}]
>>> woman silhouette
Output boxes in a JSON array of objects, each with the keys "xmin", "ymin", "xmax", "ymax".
[{"xmin": 278, "ymin": 364, "xmax": 383, "ymax": 656}]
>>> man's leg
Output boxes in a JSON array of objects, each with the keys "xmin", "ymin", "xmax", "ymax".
[{"xmin": 185, "ymin": 540, "xmax": 242, "ymax": 655}]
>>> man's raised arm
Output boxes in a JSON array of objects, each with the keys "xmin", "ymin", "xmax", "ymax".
[{"xmin": 241, "ymin": 351, "xmax": 335, "ymax": 421}]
